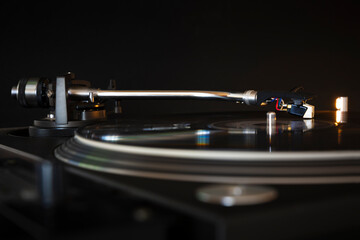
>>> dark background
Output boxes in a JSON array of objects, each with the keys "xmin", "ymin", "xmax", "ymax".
[{"xmin": 0, "ymin": 1, "xmax": 359, "ymax": 127}]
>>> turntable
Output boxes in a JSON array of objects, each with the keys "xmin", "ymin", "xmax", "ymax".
[{"xmin": 1, "ymin": 73, "xmax": 359, "ymax": 240}]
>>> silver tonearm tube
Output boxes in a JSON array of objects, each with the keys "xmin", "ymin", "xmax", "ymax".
[{"xmin": 66, "ymin": 88, "xmax": 258, "ymax": 105}]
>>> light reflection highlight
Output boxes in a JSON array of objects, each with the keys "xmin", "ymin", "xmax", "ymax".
[
  {"xmin": 101, "ymin": 135, "xmax": 123, "ymax": 142},
  {"xmin": 336, "ymin": 110, "xmax": 347, "ymax": 124},
  {"xmin": 196, "ymin": 130, "xmax": 210, "ymax": 146}
]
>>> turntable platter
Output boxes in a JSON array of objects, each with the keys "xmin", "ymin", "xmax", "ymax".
[{"xmin": 55, "ymin": 111, "xmax": 360, "ymax": 184}]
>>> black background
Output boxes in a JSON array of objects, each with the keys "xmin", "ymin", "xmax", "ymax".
[{"xmin": 1, "ymin": 1, "xmax": 359, "ymax": 127}]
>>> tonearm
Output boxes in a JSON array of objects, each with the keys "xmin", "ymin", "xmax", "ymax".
[{"xmin": 11, "ymin": 73, "xmax": 315, "ymax": 136}]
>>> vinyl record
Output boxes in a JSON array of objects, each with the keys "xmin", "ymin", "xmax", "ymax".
[{"xmin": 55, "ymin": 111, "xmax": 360, "ymax": 184}]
